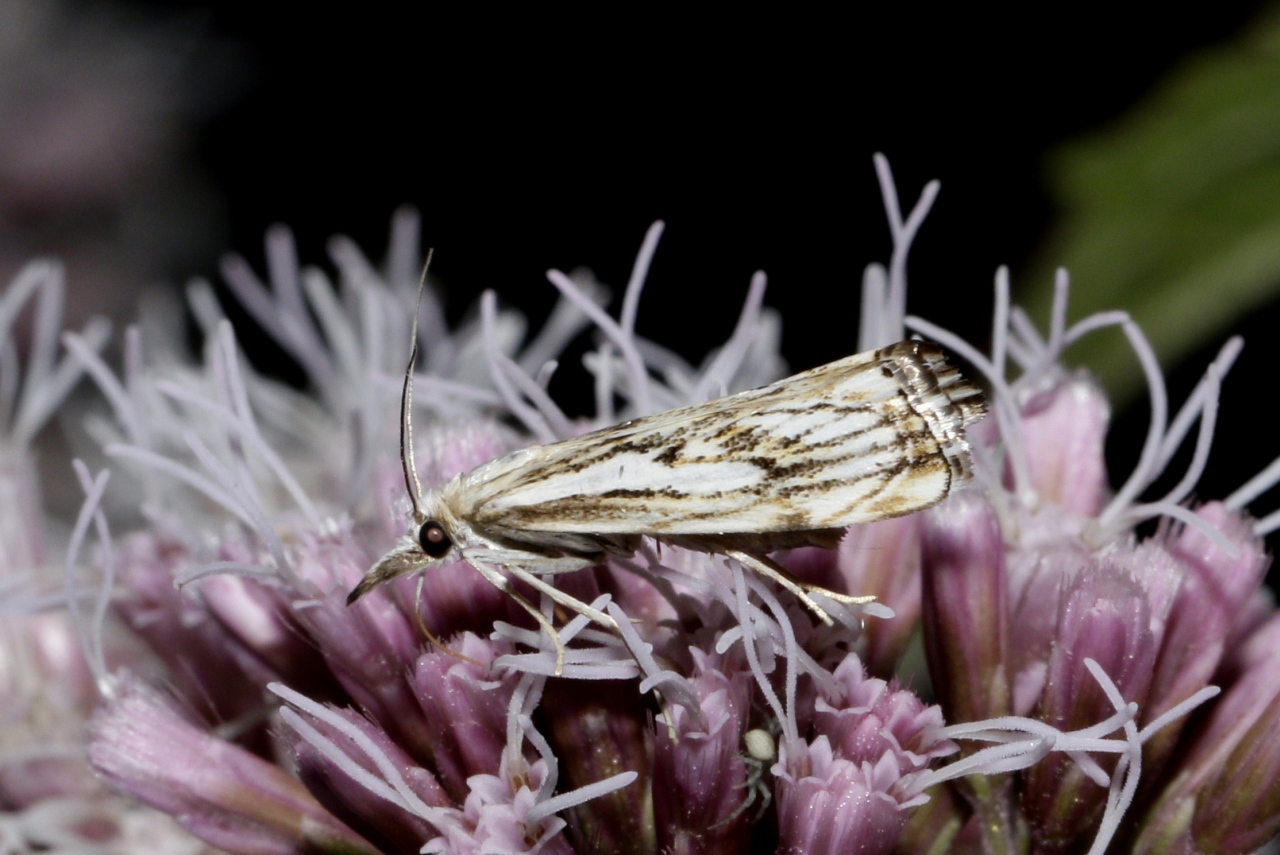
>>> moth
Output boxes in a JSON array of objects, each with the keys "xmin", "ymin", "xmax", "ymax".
[{"xmin": 349, "ymin": 330, "xmax": 986, "ymax": 673}]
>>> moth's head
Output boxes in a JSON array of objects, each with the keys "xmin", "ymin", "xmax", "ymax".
[
  {"xmin": 345, "ymin": 493, "xmax": 465, "ymax": 605},
  {"xmin": 352, "ymin": 268, "xmax": 481, "ymax": 606}
]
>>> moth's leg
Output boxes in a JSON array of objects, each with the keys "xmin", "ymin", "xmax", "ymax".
[
  {"xmin": 726, "ymin": 550, "xmax": 833, "ymax": 625},
  {"xmin": 466, "ymin": 547, "xmax": 595, "ymax": 576},
  {"xmin": 725, "ymin": 550, "xmax": 877, "ymax": 627},
  {"xmin": 501, "ymin": 563, "xmax": 620, "ymax": 632},
  {"xmin": 468, "ymin": 559, "xmax": 566, "ymax": 676},
  {"xmin": 461, "ymin": 547, "xmax": 618, "ymax": 630}
]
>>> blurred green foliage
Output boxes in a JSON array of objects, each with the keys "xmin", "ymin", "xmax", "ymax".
[{"xmin": 1023, "ymin": 9, "xmax": 1280, "ymax": 404}]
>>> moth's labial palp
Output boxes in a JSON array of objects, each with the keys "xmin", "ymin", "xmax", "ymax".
[{"xmin": 418, "ymin": 521, "xmax": 452, "ymax": 557}]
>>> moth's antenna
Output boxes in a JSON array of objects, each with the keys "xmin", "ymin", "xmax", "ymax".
[{"xmin": 402, "ymin": 248, "xmax": 433, "ymax": 520}]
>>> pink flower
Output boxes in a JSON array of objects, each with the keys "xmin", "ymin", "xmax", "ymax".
[
  {"xmin": 88, "ymin": 679, "xmax": 376, "ymax": 855},
  {"xmin": 0, "ymin": 157, "xmax": 1269, "ymax": 855}
]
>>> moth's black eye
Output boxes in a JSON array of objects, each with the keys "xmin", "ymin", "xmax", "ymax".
[{"xmin": 418, "ymin": 521, "xmax": 452, "ymax": 557}]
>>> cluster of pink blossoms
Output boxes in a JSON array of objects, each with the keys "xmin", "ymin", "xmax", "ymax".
[{"xmin": 1, "ymin": 160, "xmax": 1279, "ymax": 854}]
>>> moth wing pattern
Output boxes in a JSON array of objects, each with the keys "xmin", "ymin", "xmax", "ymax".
[{"xmin": 454, "ymin": 340, "xmax": 986, "ymax": 542}]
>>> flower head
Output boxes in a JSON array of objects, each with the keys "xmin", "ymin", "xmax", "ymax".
[{"xmin": 0, "ymin": 158, "xmax": 1275, "ymax": 855}]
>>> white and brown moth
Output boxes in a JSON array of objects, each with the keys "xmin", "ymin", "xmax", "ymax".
[{"xmin": 349, "ymin": 335, "xmax": 986, "ymax": 672}]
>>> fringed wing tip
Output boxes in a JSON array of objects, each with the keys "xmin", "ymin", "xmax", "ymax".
[{"xmin": 880, "ymin": 340, "xmax": 988, "ymax": 484}]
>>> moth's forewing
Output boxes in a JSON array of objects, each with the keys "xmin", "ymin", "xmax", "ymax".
[{"xmin": 461, "ymin": 341, "xmax": 986, "ymax": 541}]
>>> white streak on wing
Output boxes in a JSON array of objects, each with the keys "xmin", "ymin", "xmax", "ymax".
[
  {"xmin": 502, "ymin": 458, "xmax": 764, "ymax": 501},
  {"xmin": 785, "ymin": 407, "xmax": 882, "ymax": 446}
]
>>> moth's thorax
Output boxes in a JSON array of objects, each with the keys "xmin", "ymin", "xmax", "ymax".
[{"xmin": 421, "ymin": 476, "xmax": 487, "ymax": 552}]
